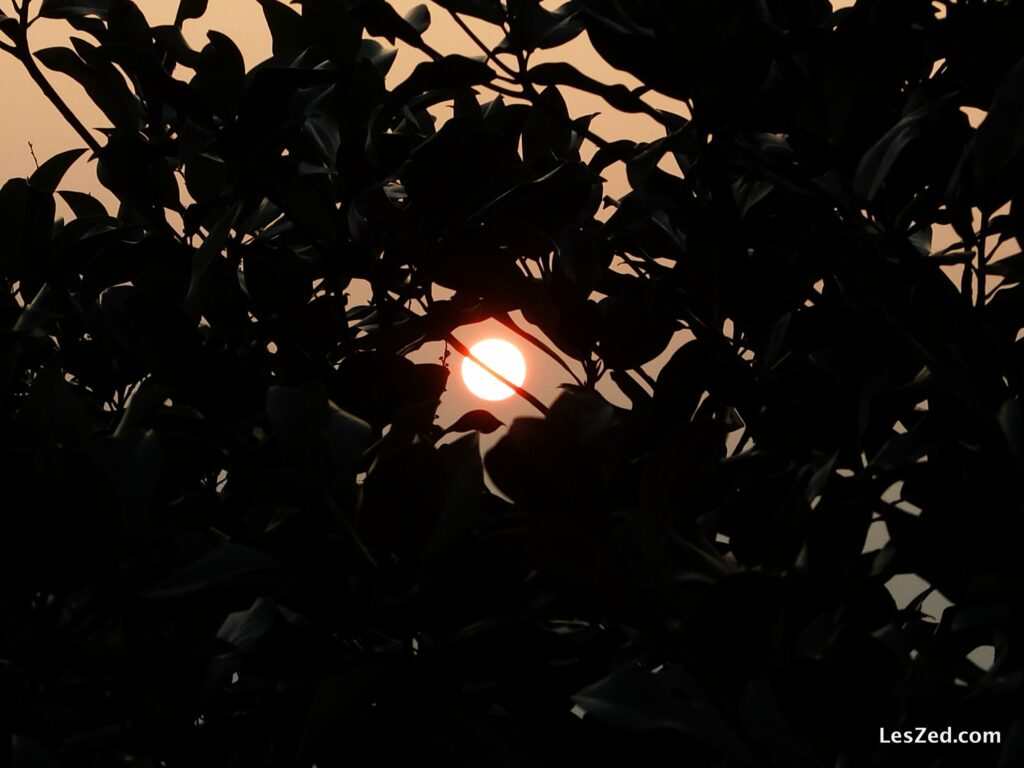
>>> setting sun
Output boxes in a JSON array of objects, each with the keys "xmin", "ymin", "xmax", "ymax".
[{"xmin": 461, "ymin": 339, "xmax": 527, "ymax": 401}]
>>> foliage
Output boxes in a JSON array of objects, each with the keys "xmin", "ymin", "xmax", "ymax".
[{"xmin": 2, "ymin": 0, "xmax": 1024, "ymax": 765}]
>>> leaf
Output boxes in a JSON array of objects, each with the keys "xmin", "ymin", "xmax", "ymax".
[
  {"xmin": 152, "ymin": 24, "xmax": 202, "ymax": 68},
  {"xmin": 0, "ymin": 178, "xmax": 56, "ymax": 283},
  {"xmin": 731, "ymin": 176, "xmax": 774, "ymax": 219},
  {"xmin": 39, "ymin": 0, "xmax": 109, "ymax": 19},
  {"xmin": 475, "ymin": 161, "xmax": 603, "ymax": 234},
  {"xmin": 328, "ymin": 401, "xmax": 372, "ymax": 468},
  {"xmin": 975, "ymin": 55, "xmax": 1024, "ymax": 185},
  {"xmin": 35, "ymin": 46, "xmax": 141, "ymax": 128},
  {"xmin": 390, "ymin": 54, "xmax": 496, "ymax": 104},
  {"xmin": 12, "ymin": 734, "xmax": 64, "ymax": 768},
  {"xmin": 404, "ymin": 3, "xmax": 430, "ymax": 34},
  {"xmin": 174, "ymin": 0, "xmax": 208, "ymax": 27},
  {"xmin": 257, "ymin": 0, "xmax": 308, "ymax": 55},
  {"xmin": 140, "ymin": 544, "xmax": 280, "ymax": 599},
  {"xmin": 17, "ymin": 355, "xmax": 94, "ymax": 449},
  {"xmin": 598, "ymin": 292, "xmax": 675, "ymax": 370},
  {"xmin": 421, "ymin": 432, "xmax": 485, "ymax": 568},
  {"xmin": 217, "ymin": 597, "xmax": 282, "ymax": 653},
  {"xmin": 430, "ymin": 0, "xmax": 505, "ymax": 25},
  {"xmin": 190, "ymin": 31, "xmax": 245, "ymax": 118},
  {"xmin": 572, "ymin": 665, "xmax": 691, "ymax": 733},
  {"xmin": 528, "ymin": 61, "xmax": 662, "ymax": 116},
  {"xmin": 854, "ymin": 105, "xmax": 930, "ymax": 201},
  {"xmin": 0, "ymin": 12, "xmax": 20, "ymax": 43},
  {"xmin": 444, "ymin": 409, "xmax": 504, "ymax": 435},
  {"xmin": 29, "ymin": 148, "xmax": 87, "ymax": 194},
  {"xmin": 504, "ymin": 1, "xmax": 582, "ymax": 52},
  {"xmin": 522, "ymin": 85, "xmax": 572, "ymax": 164},
  {"xmin": 58, "ymin": 190, "xmax": 109, "ymax": 219},
  {"xmin": 182, "ymin": 203, "xmax": 239, "ymax": 321}
]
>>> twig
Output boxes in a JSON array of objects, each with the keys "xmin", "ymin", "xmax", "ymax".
[{"xmin": 27, "ymin": 141, "xmax": 38, "ymax": 169}]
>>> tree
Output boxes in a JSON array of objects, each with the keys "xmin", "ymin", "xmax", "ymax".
[{"xmin": 2, "ymin": 0, "xmax": 1023, "ymax": 765}]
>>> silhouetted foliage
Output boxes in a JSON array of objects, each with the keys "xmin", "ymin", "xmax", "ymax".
[{"xmin": 2, "ymin": 0, "xmax": 1024, "ymax": 765}]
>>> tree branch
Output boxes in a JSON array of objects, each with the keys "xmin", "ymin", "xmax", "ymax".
[
  {"xmin": 445, "ymin": 332, "xmax": 550, "ymax": 415},
  {"xmin": 9, "ymin": 1, "xmax": 101, "ymax": 153}
]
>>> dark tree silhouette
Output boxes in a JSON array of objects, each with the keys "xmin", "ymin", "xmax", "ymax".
[{"xmin": 2, "ymin": 0, "xmax": 1023, "ymax": 765}]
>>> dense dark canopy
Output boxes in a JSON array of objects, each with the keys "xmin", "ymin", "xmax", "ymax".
[{"xmin": 2, "ymin": 0, "xmax": 1024, "ymax": 765}]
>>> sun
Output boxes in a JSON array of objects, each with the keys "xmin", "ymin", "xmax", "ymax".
[{"xmin": 461, "ymin": 339, "xmax": 527, "ymax": 401}]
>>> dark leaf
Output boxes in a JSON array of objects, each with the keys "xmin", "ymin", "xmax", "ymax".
[
  {"xmin": 258, "ymin": 0, "xmax": 308, "ymax": 55},
  {"xmin": 174, "ymin": 0, "xmax": 208, "ymax": 27},
  {"xmin": 58, "ymin": 190, "xmax": 108, "ymax": 219},
  {"xmin": 404, "ymin": 3, "xmax": 431, "ymax": 34},
  {"xmin": 445, "ymin": 409, "xmax": 504, "ymax": 435},
  {"xmin": 39, "ymin": 0, "xmax": 109, "ymax": 19},
  {"xmin": 35, "ymin": 46, "xmax": 141, "ymax": 128},
  {"xmin": 854, "ymin": 105, "xmax": 930, "ymax": 201},
  {"xmin": 430, "ymin": 0, "xmax": 505, "ymax": 25},
  {"xmin": 29, "ymin": 147, "xmax": 87, "ymax": 194},
  {"xmin": 140, "ymin": 544, "xmax": 281, "ymax": 599},
  {"xmin": 976, "ymin": 56, "xmax": 1024, "ymax": 186}
]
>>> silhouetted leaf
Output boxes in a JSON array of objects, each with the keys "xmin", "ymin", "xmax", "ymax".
[
  {"xmin": 35, "ymin": 46, "xmax": 141, "ymax": 127},
  {"xmin": 29, "ymin": 148, "xmax": 86, "ymax": 193},
  {"xmin": 430, "ymin": 0, "xmax": 505, "ymax": 25},
  {"xmin": 39, "ymin": 0, "xmax": 109, "ymax": 19},
  {"xmin": 854, "ymin": 105, "xmax": 930, "ymax": 202},
  {"xmin": 258, "ymin": 0, "xmax": 308, "ymax": 55},
  {"xmin": 976, "ymin": 56, "xmax": 1024, "ymax": 186},
  {"xmin": 58, "ymin": 190, "xmax": 108, "ymax": 218},
  {"xmin": 174, "ymin": 0, "xmax": 208, "ymax": 27},
  {"xmin": 445, "ymin": 409, "xmax": 504, "ymax": 435},
  {"xmin": 140, "ymin": 544, "xmax": 281, "ymax": 599}
]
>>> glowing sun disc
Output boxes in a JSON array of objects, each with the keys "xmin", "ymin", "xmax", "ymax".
[{"xmin": 461, "ymin": 339, "xmax": 526, "ymax": 401}]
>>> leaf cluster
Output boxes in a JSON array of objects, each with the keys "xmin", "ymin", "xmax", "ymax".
[{"xmin": 2, "ymin": 0, "xmax": 1024, "ymax": 765}]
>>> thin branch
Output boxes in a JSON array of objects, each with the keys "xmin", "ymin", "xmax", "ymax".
[
  {"xmin": 632, "ymin": 367, "xmax": 657, "ymax": 391},
  {"xmin": 445, "ymin": 332, "xmax": 550, "ymax": 415}
]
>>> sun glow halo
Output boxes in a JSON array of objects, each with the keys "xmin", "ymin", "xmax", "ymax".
[{"xmin": 461, "ymin": 339, "xmax": 527, "ymax": 401}]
